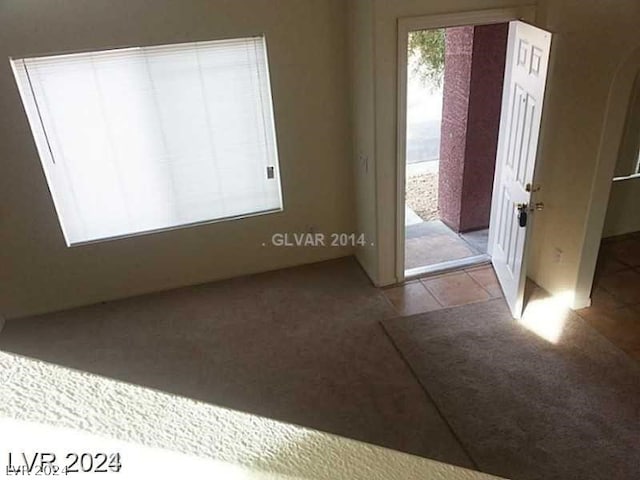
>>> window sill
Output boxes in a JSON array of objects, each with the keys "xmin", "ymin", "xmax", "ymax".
[
  {"xmin": 612, "ymin": 173, "xmax": 640, "ymax": 182},
  {"xmin": 66, "ymin": 207, "xmax": 284, "ymax": 248}
]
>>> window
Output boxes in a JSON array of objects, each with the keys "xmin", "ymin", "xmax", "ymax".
[
  {"xmin": 614, "ymin": 72, "xmax": 640, "ymax": 180},
  {"xmin": 11, "ymin": 36, "xmax": 282, "ymax": 245}
]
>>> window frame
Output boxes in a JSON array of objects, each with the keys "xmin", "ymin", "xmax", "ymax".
[
  {"xmin": 613, "ymin": 72, "xmax": 640, "ymax": 181},
  {"xmin": 11, "ymin": 35, "xmax": 284, "ymax": 247}
]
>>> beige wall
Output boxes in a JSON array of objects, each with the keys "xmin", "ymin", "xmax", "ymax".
[
  {"xmin": 529, "ymin": 0, "xmax": 640, "ymax": 306},
  {"xmin": 603, "ymin": 179, "xmax": 640, "ymax": 237},
  {"xmin": 602, "ymin": 74, "xmax": 640, "ymax": 239},
  {"xmin": 0, "ymin": 0, "xmax": 354, "ymax": 319},
  {"xmin": 349, "ymin": 0, "xmax": 379, "ymax": 283}
]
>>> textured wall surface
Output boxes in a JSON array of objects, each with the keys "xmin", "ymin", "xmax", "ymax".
[
  {"xmin": 438, "ymin": 24, "xmax": 507, "ymax": 233},
  {"xmin": 0, "ymin": 351, "xmax": 502, "ymax": 480},
  {"xmin": 460, "ymin": 23, "xmax": 508, "ymax": 232},
  {"xmin": 438, "ymin": 27, "xmax": 474, "ymax": 232}
]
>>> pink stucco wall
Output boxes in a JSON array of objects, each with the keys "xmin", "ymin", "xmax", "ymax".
[
  {"xmin": 438, "ymin": 23, "xmax": 508, "ymax": 233},
  {"xmin": 438, "ymin": 26, "xmax": 474, "ymax": 232}
]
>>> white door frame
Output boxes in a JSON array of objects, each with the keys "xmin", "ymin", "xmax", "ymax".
[{"xmin": 395, "ymin": 6, "xmax": 536, "ymax": 282}]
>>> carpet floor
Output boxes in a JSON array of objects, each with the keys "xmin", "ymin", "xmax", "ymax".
[
  {"xmin": 382, "ymin": 298, "xmax": 640, "ymax": 480},
  {"xmin": 0, "ymin": 257, "xmax": 473, "ymax": 468}
]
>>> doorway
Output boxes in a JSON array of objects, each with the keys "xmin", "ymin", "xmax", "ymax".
[
  {"xmin": 397, "ymin": 13, "xmax": 552, "ymax": 317},
  {"xmin": 404, "ymin": 24, "xmax": 508, "ymax": 276}
]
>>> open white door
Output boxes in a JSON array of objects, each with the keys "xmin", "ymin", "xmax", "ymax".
[{"xmin": 488, "ymin": 21, "xmax": 552, "ymax": 318}]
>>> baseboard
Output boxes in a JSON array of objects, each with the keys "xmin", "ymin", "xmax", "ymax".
[
  {"xmin": 570, "ymin": 295, "xmax": 592, "ymax": 310},
  {"xmin": 355, "ymin": 252, "xmax": 381, "ymax": 287}
]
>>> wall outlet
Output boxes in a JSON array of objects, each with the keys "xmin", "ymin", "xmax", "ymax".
[
  {"xmin": 553, "ymin": 247, "xmax": 563, "ymax": 263},
  {"xmin": 359, "ymin": 152, "xmax": 369, "ymax": 173}
]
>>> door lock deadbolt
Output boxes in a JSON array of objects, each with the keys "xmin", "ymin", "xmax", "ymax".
[
  {"xmin": 516, "ymin": 203, "xmax": 528, "ymax": 227},
  {"xmin": 515, "ymin": 201, "xmax": 544, "ymax": 228}
]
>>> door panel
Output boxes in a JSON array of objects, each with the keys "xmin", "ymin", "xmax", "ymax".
[{"xmin": 488, "ymin": 21, "xmax": 552, "ymax": 318}]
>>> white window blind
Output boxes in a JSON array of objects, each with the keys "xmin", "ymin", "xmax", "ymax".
[{"xmin": 11, "ymin": 36, "xmax": 282, "ymax": 245}]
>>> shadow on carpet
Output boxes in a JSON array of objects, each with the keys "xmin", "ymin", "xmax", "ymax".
[{"xmin": 381, "ymin": 298, "xmax": 640, "ymax": 480}]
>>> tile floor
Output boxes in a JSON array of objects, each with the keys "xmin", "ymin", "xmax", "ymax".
[
  {"xmin": 392, "ymin": 230, "xmax": 640, "ymax": 365},
  {"xmin": 383, "ymin": 264, "xmax": 502, "ymax": 316},
  {"xmin": 404, "ymin": 220, "xmax": 488, "ymax": 271},
  {"xmin": 576, "ymin": 232, "xmax": 640, "ymax": 361}
]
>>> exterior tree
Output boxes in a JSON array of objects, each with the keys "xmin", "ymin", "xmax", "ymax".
[{"xmin": 408, "ymin": 29, "xmax": 445, "ymax": 90}]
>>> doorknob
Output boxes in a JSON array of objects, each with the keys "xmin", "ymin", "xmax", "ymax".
[{"xmin": 516, "ymin": 202, "xmax": 545, "ymax": 213}]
